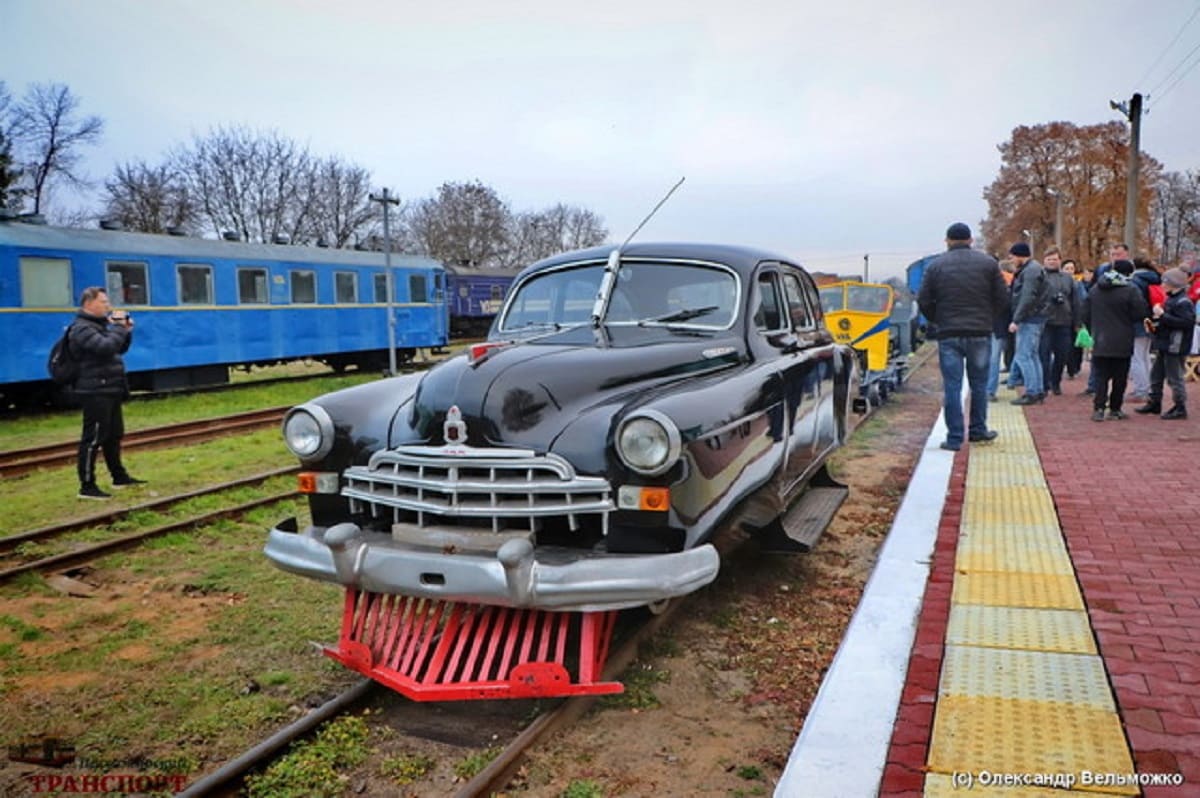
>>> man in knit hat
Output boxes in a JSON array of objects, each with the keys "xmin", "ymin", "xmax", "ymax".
[
  {"xmin": 1006, "ymin": 242, "xmax": 1050, "ymax": 405},
  {"xmin": 1135, "ymin": 267, "xmax": 1195, "ymax": 419},
  {"xmin": 917, "ymin": 222, "xmax": 1008, "ymax": 451}
]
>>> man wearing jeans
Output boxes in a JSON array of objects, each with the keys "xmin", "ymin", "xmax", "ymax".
[
  {"xmin": 918, "ymin": 223, "xmax": 1009, "ymax": 452},
  {"xmin": 1007, "ymin": 242, "xmax": 1050, "ymax": 405}
]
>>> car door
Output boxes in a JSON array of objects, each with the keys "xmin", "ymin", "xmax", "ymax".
[{"xmin": 778, "ymin": 267, "xmax": 839, "ymax": 492}]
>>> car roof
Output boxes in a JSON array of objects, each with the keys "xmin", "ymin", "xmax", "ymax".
[{"xmin": 522, "ymin": 242, "xmax": 802, "ymax": 278}]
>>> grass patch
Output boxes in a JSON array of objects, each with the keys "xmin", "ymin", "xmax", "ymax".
[
  {"xmin": 244, "ymin": 714, "xmax": 370, "ymax": 798},
  {"xmin": 562, "ymin": 779, "xmax": 605, "ymax": 798},
  {"xmin": 599, "ymin": 662, "xmax": 670, "ymax": 710},
  {"xmin": 1, "ymin": 615, "xmax": 44, "ymax": 642},
  {"xmin": 453, "ymin": 746, "xmax": 500, "ymax": 780},
  {"xmin": 379, "ymin": 751, "xmax": 436, "ymax": 785}
]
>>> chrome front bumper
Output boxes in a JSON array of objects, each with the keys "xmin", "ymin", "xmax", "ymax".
[{"xmin": 263, "ymin": 519, "xmax": 720, "ymax": 612}]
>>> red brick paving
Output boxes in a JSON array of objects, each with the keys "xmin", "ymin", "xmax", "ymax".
[{"xmin": 879, "ymin": 377, "xmax": 1200, "ymax": 797}]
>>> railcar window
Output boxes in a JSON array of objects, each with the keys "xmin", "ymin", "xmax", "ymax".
[
  {"xmin": 409, "ymin": 274, "xmax": 427, "ymax": 303},
  {"xmin": 434, "ymin": 272, "xmax": 444, "ymax": 301},
  {"xmin": 819, "ymin": 286, "xmax": 844, "ymax": 313},
  {"xmin": 291, "ymin": 270, "xmax": 316, "ymax": 304},
  {"xmin": 490, "ymin": 284, "xmax": 504, "ymax": 300},
  {"xmin": 106, "ymin": 261, "xmax": 148, "ymax": 305},
  {"xmin": 373, "ymin": 273, "xmax": 388, "ymax": 303},
  {"xmin": 782, "ymin": 274, "xmax": 813, "ymax": 330},
  {"xmin": 335, "ymin": 272, "xmax": 358, "ymax": 303},
  {"xmin": 19, "ymin": 256, "xmax": 73, "ymax": 307},
  {"xmin": 178, "ymin": 264, "xmax": 213, "ymax": 305},
  {"xmin": 847, "ymin": 284, "xmax": 891, "ymax": 313},
  {"xmin": 237, "ymin": 268, "xmax": 268, "ymax": 304},
  {"xmin": 754, "ymin": 273, "xmax": 785, "ymax": 331}
]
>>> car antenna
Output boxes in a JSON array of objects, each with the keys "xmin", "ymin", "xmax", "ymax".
[{"xmin": 592, "ymin": 176, "xmax": 686, "ymax": 328}]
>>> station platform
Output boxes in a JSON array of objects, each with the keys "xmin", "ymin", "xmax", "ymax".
[{"xmin": 777, "ymin": 380, "xmax": 1199, "ymax": 797}]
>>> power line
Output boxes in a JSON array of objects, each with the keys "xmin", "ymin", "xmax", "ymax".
[
  {"xmin": 1135, "ymin": 2, "xmax": 1200, "ymax": 90},
  {"xmin": 1146, "ymin": 38, "xmax": 1200, "ymax": 99},
  {"xmin": 1150, "ymin": 45, "xmax": 1200, "ymax": 105}
]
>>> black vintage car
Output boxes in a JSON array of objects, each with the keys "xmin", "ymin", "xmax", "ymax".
[{"xmin": 265, "ymin": 243, "xmax": 862, "ymax": 614}]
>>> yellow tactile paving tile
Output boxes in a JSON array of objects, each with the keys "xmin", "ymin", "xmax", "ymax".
[
  {"xmin": 928, "ymin": 696, "xmax": 1138, "ymax": 795},
  {"xmin": 944, "ymin": 604, "xmax": 1097, "ymax": 654},
  {"xmin": 955, "ymin": 531, "xmax": 1076, "ymax": 575},
  {"xmin": 952, "ymin": 571, "xmax": 1085, "ymax": 610},
  {"xmin": 939, "ymin": 646, "xmax": 1115, "ymax": 709}
]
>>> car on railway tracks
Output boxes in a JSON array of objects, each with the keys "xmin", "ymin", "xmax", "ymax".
[{"xmin": 264, "ymin": 242, "xmax": 864, "ymax": 699}]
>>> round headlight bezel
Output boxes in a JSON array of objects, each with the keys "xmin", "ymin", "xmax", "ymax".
[
  {"xmin": 282, "ymin": 403, "xmax": 335, "ymax": 461},
  {"xmin": 615, "ymin": 409, "xmax": 681, "ymax": 476}
]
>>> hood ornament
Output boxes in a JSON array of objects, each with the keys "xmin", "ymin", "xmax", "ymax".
[{"xmin": 443, "ymin": 405, "xmax": 468, "ymax": 444}]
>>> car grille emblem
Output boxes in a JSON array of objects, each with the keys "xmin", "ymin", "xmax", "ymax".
[{"xmin": 444, "ymin": 405, "xmax": 467, "ymax": 444}]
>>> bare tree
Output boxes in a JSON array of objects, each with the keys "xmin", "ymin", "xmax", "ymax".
[
  {"xmin": 102, "ymin": 159, "xmax": 199, "ymax": 233},
  {"xmin": 10, "ymin": 82, "xmax": 103, "ymax": 215},
  {"xmin": 0, "ymin": 82, "xmax": 21, "ymax": 210},
  {"xmin": 172, "ymin": 126, "xmax": 315, "ymax": 244},
  {"xmin": 1150, "ymin": 170, "xmax": 1200, "ymax": 264},
  {"xmin": 504, "ymin": 204, "xmax": 608, "ymax": 267},
  {"xmin": 306, "ymin": 156, "xmax": 378, "ymax": 247},
  {"xmin": 404, "ymin": 181, "xmax": 513, "ymax": 267}
]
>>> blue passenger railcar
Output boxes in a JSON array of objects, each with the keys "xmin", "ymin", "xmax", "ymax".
[
  {"xmin": 0, "ymin": 219, "xmax": 448, "ymax": 407},
  {"xmin": 444, "ymin": 263, "xmax": 520, "ymax": 337}
]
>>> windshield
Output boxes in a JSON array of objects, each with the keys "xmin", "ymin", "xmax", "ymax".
[
  {"xmin": 498, "ymin": 260, "xmax": 739, "ymax": 332},
  {"xmin": 819, "ymin": 285, "xmax": 844, "ymax": 313},
  {"xmin": 846, "ymin": 284, "xmax": 892, "ymax": 313}
]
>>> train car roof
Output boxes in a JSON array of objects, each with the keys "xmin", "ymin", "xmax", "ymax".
[
  {"xmin": 0, "ymin": 221, "xmax": 444, "ymax": 271},
  {"xmin": 443, "ymin": 263, "xmax": 523, "ymax": 278}
]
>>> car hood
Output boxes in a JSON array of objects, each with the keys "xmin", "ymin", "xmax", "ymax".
[{"xmin": 392, "ymin": 335, "xmax": 744, "ymax": 450}]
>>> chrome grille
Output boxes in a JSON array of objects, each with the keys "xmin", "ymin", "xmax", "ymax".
[{"xmin": 343, "ymin": 445, "xmax": 614, "ymax": 535}]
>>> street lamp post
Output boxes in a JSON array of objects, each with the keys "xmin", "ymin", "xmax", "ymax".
[
  {"xmin": 370, "ymin": 188, "xmax": 401, "ymax": 375},
  {"xmin": 1048, "ymin": 189, "xmax": 1063, "ymax": 251}
]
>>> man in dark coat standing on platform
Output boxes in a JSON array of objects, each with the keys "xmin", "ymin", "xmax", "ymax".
[
  {"xmin": 1080, "ymin": 260, "xmax": 1149, "ymax": 421},
  {"xmin": 69, "ymin": 286, "xmax": 147, "ymax": 499},
  {"xmin": 918, "ymin": 223, "xmax": 1009, "ymax": 452}
]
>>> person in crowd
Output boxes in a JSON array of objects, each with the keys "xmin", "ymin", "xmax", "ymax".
[
  {"xmin": 1128, "ymin": 257, "xmax": 1163, "ymax": 401},
  {"xmin": 987, "ymin": 271, "xmax": 1013, "ymax": 402},
  {"xmin": 1006, "ymin": 242, "xmax": 1049, "ymax": 405},
  {"xmin": 999, "ymin": 258, "xmax": 1016, "ymax": 371},
  {"xmin": 1037, "ymin": 247, "xmax": 1079, "ymax": 395},
  {"xmin": 1091, "ymin": 242, "xmax": 1131, "ymax": 287},
  {"xmin": 1136, "ymin": 267, "xmax": 1195, "ymax": 420},
  {"xmin": 1063, "ymin": 259, "xmax": 1088, "ymax": 378},
  {"xmin": 69, "ymin": 286, "xmax": 147, "ymax": 499},
  {"xmin": 1080, "ymin": 260, "xmax": 1149, "ymax": 421},
  {"xmin": 917, "ymin": 222, "xmax": 1008, "ymax": 451}
]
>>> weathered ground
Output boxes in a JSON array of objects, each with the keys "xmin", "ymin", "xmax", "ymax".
[{"xmin": 0, "ymin": 353, "xmax": 941, "ymax": 798}]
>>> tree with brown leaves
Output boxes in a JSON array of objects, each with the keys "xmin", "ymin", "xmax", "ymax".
[{"xmin": 982, "ymin": 121, "xmax": 1161, "ymax": 266}]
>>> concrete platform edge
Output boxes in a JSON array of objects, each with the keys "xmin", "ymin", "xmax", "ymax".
[{"xmin": 775, "ymin": 410, "xmax": 951, "ymax": 798}]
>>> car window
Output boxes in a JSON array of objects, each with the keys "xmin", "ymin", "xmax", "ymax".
[
  {"xmin": 782, "ymin": 274, "xmax": 813, "ymax": 330},
  {"xmin": 499, "ymin": 261, "xmax": 737, "ymax": 332},
  {"xmin": 754, "ymin": 273, "xmax": 785, "ymax": 331}
]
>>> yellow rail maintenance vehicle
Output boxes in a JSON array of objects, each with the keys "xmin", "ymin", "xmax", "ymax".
[{"xmin": 819, "ymin": 280, "xmax": 911, "ymax": 409}]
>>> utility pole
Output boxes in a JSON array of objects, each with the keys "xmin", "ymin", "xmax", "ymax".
[
  {"xmin": 369, "ymin": 188, "xmax": 401, "ymax": 375},
  {"xmin": 863, "ymin": 253, "xmax": 869, "ymax": 282},
  {"xmin": 1048, "ymin": 189, "xmax": 1063, "ymax": 251},
  {"xmin": 1110, "ymin": 92, "xmax": 1143, "ymax": 250}
]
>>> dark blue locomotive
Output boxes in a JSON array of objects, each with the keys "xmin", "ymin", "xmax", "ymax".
[
  {"xmin": 0, "ymin": 218, "xmax": 449, "ymax": 408},
  {"xmin": 443, "ymin": 263, "xmax": 520, "ymax": 338}
]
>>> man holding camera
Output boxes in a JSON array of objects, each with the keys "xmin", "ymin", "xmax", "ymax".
[
  {"xmin": 69, "ymin": 286, "xmax": 146, "ymax": 499},
  {"xmin": 1039, "ymin": 247, "xmax": 1079, "ymax": 396}
]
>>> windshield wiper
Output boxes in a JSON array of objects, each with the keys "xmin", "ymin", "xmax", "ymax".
[{"xmin": 636, "ymin": 306, "xmax": 719, "ymax": 326}]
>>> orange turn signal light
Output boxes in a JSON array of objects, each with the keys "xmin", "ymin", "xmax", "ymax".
[{"xmin": 639, "ymin": 487, "xmax": 670, "ymax": 511}]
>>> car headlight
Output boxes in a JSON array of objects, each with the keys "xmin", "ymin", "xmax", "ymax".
[
  {"xmin": 616, "ymin": 410, "xmax": 681, "ymax": 476},
  {"xmin": 282, "ymin": 404, "xmax": 334, "ymax": 461}
]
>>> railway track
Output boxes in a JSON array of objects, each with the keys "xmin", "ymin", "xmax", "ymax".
[
  {"xmin": 0, "ymin": 468, "xmax": 298, "ymax": 583},
  {"xmin": 0, "ymin": 407, "xmax": 291, "ymax": 477}
]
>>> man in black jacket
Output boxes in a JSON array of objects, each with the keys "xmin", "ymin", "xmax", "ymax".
[
  {"xmin": 69, "ymin": 286, "xmax": 146, "ymax": 499},
  {"xmin": 917, "ymin": 223, "xmax": 1008, "ymax": 451},
  {"xmin": 1080, "ymin": 261, "xmax": 1149, "ymax": 421}
]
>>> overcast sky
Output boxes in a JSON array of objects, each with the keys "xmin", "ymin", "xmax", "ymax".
[{"xmin": 5, "ymin": 0, "xmax": 1199, "ymax": 281}]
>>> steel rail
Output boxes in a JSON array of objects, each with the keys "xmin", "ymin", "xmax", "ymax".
[
  {"xmin": 0, "ymin": 490, "xmax": 298, "ymax": 583},
  {"xmin": 0, "ymin": 466, "xmax": 299, "ymax": 554},
  {"xmin": 0, "ymin": 407, "xmax": 290, "ymax": 477}
]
